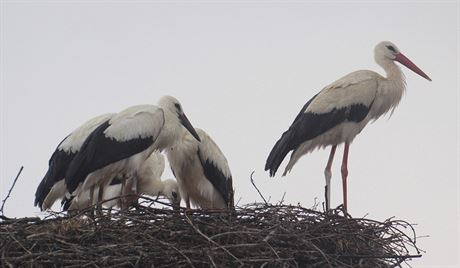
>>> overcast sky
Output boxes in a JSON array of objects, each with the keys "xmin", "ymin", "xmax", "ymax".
[{"xmin": 1, "ymin": 1, "xmax": 458, "ymax": 267}]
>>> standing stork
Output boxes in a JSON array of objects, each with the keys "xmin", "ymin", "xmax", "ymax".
[
  {"xmin": 34, "ymin": 113, "xmax": 115, "ymax": 211},
  {"xmin": 166, "ymin": 128, "xmax": 234, "ymax": 209},
  {"xmin": 65, "ymin": 96, "xmax": 200, "ymax": 209},
  {"xmin": 265, "ymin": 41, "xmax": 431, "ymax": 213}
]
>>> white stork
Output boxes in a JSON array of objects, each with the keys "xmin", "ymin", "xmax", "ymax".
[
  {"xmin": 34, "ymin": 113, "xmax": 115, "ymax": 211},
  {"xmin": 166, "ymin": 128, "xmax": 233, "ymax": 209},
  {"xmin": 265, "ymin": 41, "xmax": 431, "ymax": 213},
  {"xmin": 64, "ymin": 96, "xmax": 200, "ymax": 208},
  {"xmin": 66, "ymin": 152, "xmax": 181, "ymax": 210}
]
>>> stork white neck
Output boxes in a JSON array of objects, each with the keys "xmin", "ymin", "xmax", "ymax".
[
  {"xmin": 379, "ymin": 58, "xmax": 406, "ymax": 85},
  {"xmin": 380, "ymin": 57, "xmax": 407, "ymax": 98},
  {"xmin": 370, "ymin": 58, "xmax": 407, "ymax": 119}
]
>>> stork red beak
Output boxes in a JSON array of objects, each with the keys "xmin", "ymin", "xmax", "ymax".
[{"xmin": 395, "ymin": 53, "xmax": 432, "ymax": 81}]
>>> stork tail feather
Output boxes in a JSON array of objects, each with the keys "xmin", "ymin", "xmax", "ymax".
[{"xmin": 265, "ymin": 129, "xmax": 295, "ymax": 177}]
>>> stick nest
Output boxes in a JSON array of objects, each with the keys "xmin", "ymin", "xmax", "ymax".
[{"xmin": 0, "ymin": 200, "xmax": 420, "ymax": 268}]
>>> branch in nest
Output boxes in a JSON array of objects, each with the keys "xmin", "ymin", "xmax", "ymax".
[
  {"xmin": 250, "ymin": 171, "xmax": 268, "ymax": 204},
  {"xmin": 1, "ymin": 166, "xmax": 24, "ymax": 217}
]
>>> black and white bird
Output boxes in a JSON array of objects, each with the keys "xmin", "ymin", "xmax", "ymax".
[
  {"xmin": 265, "ymin": 41, "xmax": 431, "ymax": 213},
  {"xmin": 34, "ymin": 113, "xmax": 115, "ymax": 211},
  {"xmin": 67, "ymin": 152, "xmax": 181, "ymax": 210},
  {"xmin": 65, "ymin": 95, "xmax": 200, "ymax": 207},
  {"xmin": 166, "ymin": 128, "xmax": 233, "ymax": 209}
]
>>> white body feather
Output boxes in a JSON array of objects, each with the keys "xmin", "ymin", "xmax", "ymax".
[
  {"xmin": 42, "ymin": 180, "xmax": 67, "ymax": 210},
  {"xmin": 166, "ymin": 128, "xmax": 231, "ymax": 209},
  {"xmin": 58, "ymin": 113, "xmax": 116, "ymax": 153},
  {"xmin": 69, "ymin": 152, "xmax": 180, "ymax": 209}
]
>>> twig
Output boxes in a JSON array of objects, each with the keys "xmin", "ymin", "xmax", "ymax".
[
  {"xmin": 339, "ymin": 254, "xmax": 422, "ymax": 259},
  {"xmin": 278, "ymin": 192, "xmax": 286, "ymax": 205},
  {"xmin": 250, "ymin": 171, "xmax": 268, "ymax": 204},
  {"xmin": 306, "ymin": 239, "xmax": 333, "ymax": 268},
  {"xmin": 151, "ymin": 236, "xmax": 196, "ymax": 268},
  {"xmin": 1, "ymin": 166, "xmax": 24, "ymax": 216},
  {"xmin": 184, "ymin": 214, "xmax": 243, "ymax": 266},
  {"xmin": 207, "ymin": 252, "xmax": 217, "ymax": 268}
]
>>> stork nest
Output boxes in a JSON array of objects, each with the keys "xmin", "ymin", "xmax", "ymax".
[{"xmin": 0, "ymin": 199, "xmax": 421, "ymax": 268}]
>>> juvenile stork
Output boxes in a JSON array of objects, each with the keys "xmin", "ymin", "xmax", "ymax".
[
  {"xmin": 34, "ymin": 113, "xmax": 115, "ymax": 211},
  {"xmin": 65, "ymin": 96, "xmax": 200, "ymax": 208},
  {"xmin": 265, "ymin": 41, "xmax": 431, "ymax": 213},
  {"xmin": 66, "ymin": 152, "xmax": 181, "ymax": 210},
  {"xmin": 166, "ymin": 128, "xmax": 233, "ymax": 209}
]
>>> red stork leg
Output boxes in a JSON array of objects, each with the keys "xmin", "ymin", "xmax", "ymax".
[
  {"xmin": 341, "ymin": 143, "xmax": 350, "ymax": 214},
  {"xmin": 324, "ymin": 145, "xmax": 337, "ymax": 211}
]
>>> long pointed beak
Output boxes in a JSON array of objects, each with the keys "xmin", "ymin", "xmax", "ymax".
[
  {"xmin": 179, "ymin": 113, "xmax": 201, "ymax": 142},
  {"xmin": 395, "ymin": 52, "xmax": 432, "ymax": 81}
]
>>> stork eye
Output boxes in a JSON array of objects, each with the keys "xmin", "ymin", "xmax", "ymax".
[
  {"xmin": 172, "ymin": 192, "xmax": 178, "ymax": 199},
  {"xmin": 174, "ymin": 103, "xmax": 182, "ymax": 112},
  {"xmin": 386, "ymin": 45, "xmax": 396, "ymax": 53}
]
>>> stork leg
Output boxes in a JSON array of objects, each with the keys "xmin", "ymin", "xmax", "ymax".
[
  {"xmin": 85, "ymin": 186, "xmax": 97, "ymax": 217},
  {"xmin": 132, "ymin": 175, "xmax": 139, "ymax": 208},
  {"xmin": 341, "ymin": 143, "xmax": 350, "ymax": 214},
  {"xmin": 132, "ymin": 175, "xmax": 139, "ymax": 194},
  {"xmin": 126, "ymin": 175, "xmax": 139, "ymax": 209},
  {"xmin": 96, "ymin": 184, "xmax": 105, "ymax": 216},
  {"xmin": 185, "ymin": 197, "xmax": 191, "ymax": 210},
  {"xmin": 324, "ymin": 145, "xmax": 337, "ymax": 211},
  {"xmin": 120, "ymin": 178, "xmax": 126, "ymax": 209},
  {"xmin": 89, "ymin": 186, "xmax": 94, "ymax": 208}
]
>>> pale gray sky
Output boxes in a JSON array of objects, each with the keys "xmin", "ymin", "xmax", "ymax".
[{"xmin": 1, "ymin": 1, "xmax": 458, "ymax": 267}]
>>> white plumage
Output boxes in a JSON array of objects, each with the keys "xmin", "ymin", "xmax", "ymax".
[
  {"xmin": 265, "ymin": 41, "xmax": 431, "ymax": 213},
  {"xmin": 76, "ymin": 105, "xmax": 165, "ymax": 199},
  {"xmin": 65, "ymin": 95, "xmax": 200, "ymax": 209},
  {"xmin": 166, "ymin": 128, "xmax": 233, "ymax": 209},
  {"xmin": 68, "ymin": 152, "xmax": 181, "ymax": 210},
  {"xmin": 35, "ymin": 113, "xmax": 115, "ymax": 211}
]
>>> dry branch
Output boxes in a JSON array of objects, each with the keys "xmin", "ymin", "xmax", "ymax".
[{"xmin": 0, "ymin": 166, "xmax": 24, "ymax": 217}]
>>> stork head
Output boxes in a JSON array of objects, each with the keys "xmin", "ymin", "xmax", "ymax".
[
  {"xmin": 375, "ymin": 41, "xmax": 402, "ymax": 61},
  {"xmin": 161, "ymin": 179, "xmax": 182, "ymax": 209},
  {"xmin": 158, "ymin": 96, "xmax": 201, "ymax": 142},
  {"xmin": 374, "ymin": 41, "xmax": 431, "ymax": 81}
]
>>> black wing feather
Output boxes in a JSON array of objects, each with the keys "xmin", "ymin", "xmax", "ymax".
[
  {"xmin": 34, "ymin": 136, "xmax": 76, "ymax": 209},
  {"xmin": 197, "ymin": 150, "xmax": 231, "ymax": 207},
  {"xmin": 65, "ymin": 120, "xmax": 154, "ymax": 194},
  {"xmin": 61, "ymin": 196, "xmax": 73, "ymax": 211},
  {"xmin": 265, "ymin": 94, "xmax": 318, "ymax": 177},
  {"xmin": 265, "ymin": 94, "xmax": 372, "ymax": 176}
]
